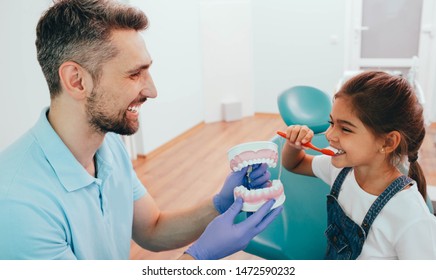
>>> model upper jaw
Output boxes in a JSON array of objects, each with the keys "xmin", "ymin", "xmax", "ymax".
[
  {"xmin": 227, "ymin": 141, "xmax": 285, "ymax": 212},
  {"xmin": 228, "ymin": 141, "xmax": 279, "ymax": 172}
]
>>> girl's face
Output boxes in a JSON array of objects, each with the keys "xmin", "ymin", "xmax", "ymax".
[{"xmin": 325, "ymin": 96, "xmax": 385, "ymax": 169}]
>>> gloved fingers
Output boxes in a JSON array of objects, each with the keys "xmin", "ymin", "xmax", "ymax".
[
  {"xmin": 248, "ymin": 171, "xmax": 271, "ymax": 189},
  {"xmin": 248, "ymin": 163, "xmax": 268, "ymax": 180},
  {"xmin": 240, "ymin": 199, "xmax": 275, "ymax": 228},
  {"xmin": 232, "ymin": 166, "xmax": 249, "ymax": 178},
  {"xmin": 222, "ymin": 197, "xmax": 244, "ymax": 221},
  {"xmin": 252, "ymin": 205, "xmax": 283, "ymax": 233}
]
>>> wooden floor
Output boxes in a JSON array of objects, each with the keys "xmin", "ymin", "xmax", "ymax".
[{"xmin": 129, "ymin": 114, "xmax": 436, "ymax": 260}]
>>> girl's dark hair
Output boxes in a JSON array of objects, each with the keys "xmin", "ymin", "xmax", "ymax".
[
  {"xmin": 36, "ymin": 0, "xmax": 149, "ymax": 98},
  {"xmin": 335, "ymin": 71, "xmax": 427, "ymax": 199}
]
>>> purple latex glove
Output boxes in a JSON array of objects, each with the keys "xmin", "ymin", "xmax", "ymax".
[
  {"xmin": 213, "ymin": 163, "xmax": 271, "ymax": 214},
  {"xmin": 185, "ymin": 197, "xmax": 283, "ymax": 260}
]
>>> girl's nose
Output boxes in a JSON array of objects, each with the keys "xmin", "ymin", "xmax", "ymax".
[{"xmin": 325, "ymin": 126, "xmax": 336, "ymax": 143}]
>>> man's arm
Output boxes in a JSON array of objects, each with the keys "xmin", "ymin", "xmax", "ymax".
[{"xmin": 131, "ymin": 193, "xmax": 218, "ymax": 252}]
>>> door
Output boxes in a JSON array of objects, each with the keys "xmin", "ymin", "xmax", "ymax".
[{"xmin": 345, "ymin": 0, "xmax": 436, "ymax": 122}]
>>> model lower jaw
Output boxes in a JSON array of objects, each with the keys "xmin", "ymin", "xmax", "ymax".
[{"xmin": 234, "ymin": 179, "xmax": 285, "ymax": 212}]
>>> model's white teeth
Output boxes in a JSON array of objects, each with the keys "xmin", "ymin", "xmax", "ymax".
[
  {"xmin": 234, "ymin": 179, "xmax": 286, "ymax": 212},
  {"xmin": 234, "ymin": 180, "xmax": 282, "ymax": 196},
  {"xmin": 232, "ymin": 157, "xmax": 277, "ymax": 172}
]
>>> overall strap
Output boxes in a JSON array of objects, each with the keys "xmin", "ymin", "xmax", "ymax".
[
  {"xmin": 330, "ymin": 167, "xmax": 352, "ymax": 198},
  {"xmin": 360, "ymin": 175, "xmax": 413, "ymax": 236}
]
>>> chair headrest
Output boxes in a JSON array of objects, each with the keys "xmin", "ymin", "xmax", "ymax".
[{"xmin": 277, "ymin": 85, "xmax": 332, "ymax": 134}]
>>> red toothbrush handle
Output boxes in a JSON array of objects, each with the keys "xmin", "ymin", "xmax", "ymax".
[{"xmin": 276, "ymin": 130, "xmax": 335, "ymax": 156}]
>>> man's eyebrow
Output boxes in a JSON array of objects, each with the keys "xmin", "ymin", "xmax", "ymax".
[
  {"xmin": 126, "ymin": 61, "xmax": 153, "ymax": 74},
  {"xmin": 330, "ymin": 114, "xmax": 358, "ymax": 128}
]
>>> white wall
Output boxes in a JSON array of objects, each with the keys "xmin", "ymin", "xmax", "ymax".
[
  {"xmin": 252, "ymin": 0, "xmax": 347, "ymax": 113},
  {"xmin": 0, "ymin": 0, "xmax": 50, "ymax": 151},
  {"xmin": 419, "ymin": 0, "xmax": 436, "ymax": 122},
  {"xmin": 200, "ymin": 0, "xmax": 254, "ymax": 123},
  {"xmin": 132, "ymin": 0, "xmax": 347, "ymax": 153},
  {"xmin": 129, "ymin": 0, "xmax": 205, "ymax": 154}
]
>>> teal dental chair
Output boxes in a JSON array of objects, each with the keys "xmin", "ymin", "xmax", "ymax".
[{"xmin": 238, "ymin": 85, "xmax": 332, "ymax": 260}]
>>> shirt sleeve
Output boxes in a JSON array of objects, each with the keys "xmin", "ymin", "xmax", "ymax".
[
  {"xmin": 311, "ymin": 155, "xmax": 336, "ymax": 186},
  {"xmin": 131, "ymin": 167, "xmax": 146, "ymax": 201},
  {"xmin": 0, "ymin": 199, "xmax": 77, "ymax": 260}
]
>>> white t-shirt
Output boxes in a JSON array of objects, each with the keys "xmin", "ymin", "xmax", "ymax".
[{"xmin": 312, "ymin": 155, "xmax": 436, "ymax": 259}]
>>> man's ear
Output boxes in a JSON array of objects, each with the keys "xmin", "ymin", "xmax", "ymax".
[
  {"xmin": 58, "ymin": 61, "xmax": 93, "ymax": 100},
  {"xmin": 382, "ymin": 131, "xmax": 401, "ymax": 153}
]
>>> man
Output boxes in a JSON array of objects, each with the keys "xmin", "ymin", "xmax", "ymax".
[{"xmin": 0, "ymin": 0, "xmax": 282, "ymax": 260}]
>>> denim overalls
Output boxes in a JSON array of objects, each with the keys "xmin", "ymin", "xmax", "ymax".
[{"xmin": 324, "ymin": 167, "xmax": 412, "ymax": 260}]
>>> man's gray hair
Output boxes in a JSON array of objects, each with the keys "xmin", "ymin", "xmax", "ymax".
[{"xmin": 35, "ymin": 0, "xmax": 149, "ymax": 98}]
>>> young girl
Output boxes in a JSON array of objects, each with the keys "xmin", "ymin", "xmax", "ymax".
[{"xmin": 281, "ymin": 71, "xmax": 436, "ymax": 259}]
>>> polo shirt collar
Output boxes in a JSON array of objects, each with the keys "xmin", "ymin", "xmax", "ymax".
[{"xmin": 31, "ymin": 107, "xmax": 111, "ymax": 192}]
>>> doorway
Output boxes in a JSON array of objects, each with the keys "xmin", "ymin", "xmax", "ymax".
[{"xmin": 345, "ymin": 0, "xmax": 436, "ymax": 122}]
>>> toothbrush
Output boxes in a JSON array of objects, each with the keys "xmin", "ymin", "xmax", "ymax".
[{"xmin": 276, "ymin": 131, "xmax": 335, "ymax": 156}]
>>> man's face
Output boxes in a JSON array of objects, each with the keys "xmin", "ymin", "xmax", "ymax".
[{"xmin": 86, "ymin": 29, "xmax": 157, "ymax": 135}]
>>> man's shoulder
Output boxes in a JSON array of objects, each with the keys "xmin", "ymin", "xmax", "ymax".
[
  {"xmin": 0, "ymin": 130, "xmax": 42, "ymax": 186},
  {"xmin": 0, "ymin": 130, "xmax": 38, "ymax": 166}
]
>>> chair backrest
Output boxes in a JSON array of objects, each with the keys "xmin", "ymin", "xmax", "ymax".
[{"xmin": 277, "ymin": 85, "xmax": 332, "ymax": 134}]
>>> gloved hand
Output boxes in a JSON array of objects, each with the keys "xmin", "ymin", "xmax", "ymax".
[
  {"xmin": 213, "ymin": 163, "xmax": 271, "ymax": 214},
  {"xmin": 185, "ymin": 197, "xmax": 283, "ymax": 260}
]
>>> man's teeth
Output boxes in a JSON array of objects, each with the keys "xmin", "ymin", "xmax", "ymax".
[{"xmin": 127, "ymin": 105, "xmax": 140, "ymax": 113}]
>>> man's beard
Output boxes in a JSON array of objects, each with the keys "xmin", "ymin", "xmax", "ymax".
[{"xmin": 85, "ymin": 90, "xmax": 139, "ymax": 136}]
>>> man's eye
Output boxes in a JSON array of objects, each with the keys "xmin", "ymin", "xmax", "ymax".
[{"xmin": 130, "ymin": 72, "xmax": 141, "ymax": 79}]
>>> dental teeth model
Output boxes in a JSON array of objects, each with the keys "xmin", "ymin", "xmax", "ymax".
[
  {"xmin": 227, "ymin": 141, "xmax": 286, "ymax": 212},
  {"xmin": 228, "ymin": 141, "xmax": 278, "ymax": 172}
]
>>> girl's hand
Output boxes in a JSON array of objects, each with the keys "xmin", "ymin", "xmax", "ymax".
[{"xmin": 284, "ymin": 125, "xmax": 314, "ymax": 149}]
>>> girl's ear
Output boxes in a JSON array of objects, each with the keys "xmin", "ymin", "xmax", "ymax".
[
  {"xmin": 383, "ymin": 131, "xmax": 401, "ymax": 153},
  {"xmin": 58, "ymin": 61, "xmax": 93, "ymax": 100}
]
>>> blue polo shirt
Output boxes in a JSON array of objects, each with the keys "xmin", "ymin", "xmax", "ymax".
[{"xmin": 0, "ymin": 108, "xmax": 147, "ymax": 259}]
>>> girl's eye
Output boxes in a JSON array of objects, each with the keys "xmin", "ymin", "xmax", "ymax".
[
  {"xmin": 328, "ymin": 120, "xmax": 334, "ymax": 126},
  {"xmin": 342, "ymin": 127, "xmax": 352, "ymax": 133}
]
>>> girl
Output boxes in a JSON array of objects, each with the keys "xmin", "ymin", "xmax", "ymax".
[{"xmin": 281, "ymin": 71, "xmax": 436, "ymax": 259}]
